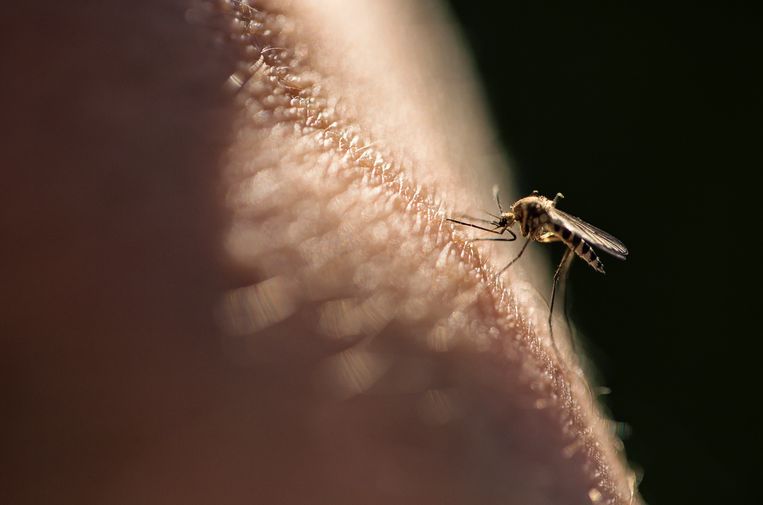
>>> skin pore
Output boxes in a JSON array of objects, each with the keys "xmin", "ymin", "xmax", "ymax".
[{"xmin": 1, "ymin": 1, "xmax": 639, "ymax": 504}]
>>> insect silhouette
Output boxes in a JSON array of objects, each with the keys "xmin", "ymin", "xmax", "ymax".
[{"xmin": 448, "ymin": 187, "xmax": 628, "ymax": 357}]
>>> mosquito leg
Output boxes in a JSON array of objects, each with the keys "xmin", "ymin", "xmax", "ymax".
[
  {"xmin": 468, "ymin": 237, "xmax": 516, "ymax": 242},
  {"xmin": 552, "ymin": 192, "xmax": 565, "ymax": 206},
  {"xmin": 498, "ymin": 238, "xmax": 531, "ymax": 274},
  {"xmin": 535, "ymin": 231, "xmax": 561, "ymax": 243},
  {"xmin": 454, "ymin": 214, "xmax": 495, "ymax": 226},
  {"xmin": 549, "ymin": 248, "xmax": 575, "ymax": 362},
  {"xmin": 561, "ymin": 265, "xmax": 576, "ymax": 356},
  {"xmin": 446, "ymin": 219, "xmax": 504, "ymax": 235}
]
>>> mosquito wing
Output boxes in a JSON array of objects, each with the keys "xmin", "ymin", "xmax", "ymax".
[{"xmin": 548, "ymin": 207, "xmax": 629, "ymax": 260}]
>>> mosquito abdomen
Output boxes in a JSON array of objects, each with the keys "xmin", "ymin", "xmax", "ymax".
[{"xmin": 552, "ymin": 224, "xmax": 606, "ymax": 273}]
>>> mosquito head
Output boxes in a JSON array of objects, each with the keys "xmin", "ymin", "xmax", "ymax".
[{"xmin": 495, "ymin": 210, "xmax": 517, "ymax": 230}]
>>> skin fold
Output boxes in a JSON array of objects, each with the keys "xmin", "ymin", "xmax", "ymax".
[{"xmin": 1, "ymin": 1, "xmax": 639, "ymax": 504}]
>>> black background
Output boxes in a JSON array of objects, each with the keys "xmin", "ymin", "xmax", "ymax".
[{"xmin": 445, "ymin": 1, "xmax": 761, "ymax": 504}]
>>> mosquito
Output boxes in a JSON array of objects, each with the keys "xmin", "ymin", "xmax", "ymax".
[{"xmin": 447, "ymin": 187, "xmax": 628, "ymax": 356}]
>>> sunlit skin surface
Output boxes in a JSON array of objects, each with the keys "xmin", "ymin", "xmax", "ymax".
[{"xmin": 1, "ymin": 1, "xmax": 640, "ymax": 504}]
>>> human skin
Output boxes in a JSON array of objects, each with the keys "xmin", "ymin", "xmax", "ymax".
[{"xmin": 1, "ymin": 1, "xmax": 639, "ymax": 504}]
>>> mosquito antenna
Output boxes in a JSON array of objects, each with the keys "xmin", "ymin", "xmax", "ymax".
[{"xmin": 492, "ymin": 185, "xmax": 504, "ymax": 213}]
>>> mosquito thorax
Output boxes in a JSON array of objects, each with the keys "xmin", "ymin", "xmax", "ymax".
[
  {"xmin": 512, "ymin": 195, "xmax": 551, "ymax": 214},
  {"xmin": 511, "ymin": 195, "xmax": 554, "ymax": 236}
]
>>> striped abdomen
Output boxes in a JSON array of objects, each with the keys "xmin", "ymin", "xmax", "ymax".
[{"xmin": 550, "ymin": 223, "xmax": 606, "ymax": 273}]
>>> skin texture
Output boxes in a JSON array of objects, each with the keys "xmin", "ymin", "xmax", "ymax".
[{"xmin": 1, "ymin": 1, "xmax": 640, "ymax": 504}]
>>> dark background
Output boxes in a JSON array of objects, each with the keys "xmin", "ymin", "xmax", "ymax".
[{"xmin": 445, "ymin": 1, "xmax": 761, "ymax": 504}]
